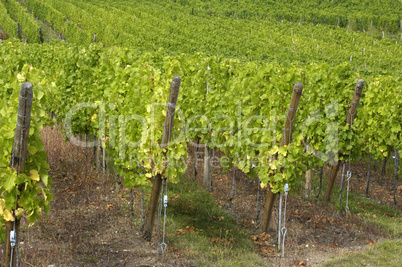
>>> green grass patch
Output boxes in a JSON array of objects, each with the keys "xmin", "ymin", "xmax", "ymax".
[
  {"xmin": 321, "ymin": 239, "xmax": 402, "ymax": 267},
  {"xmin": 344, "ymin": 192, "xmax": 402, "ymax": 237},
  {"xmin": 33, "ymin": 18, "xmax": 59, "ymax": 43},
  {"xmin": 160, "ymin": 177, "xmax": 266, "ymax": 266},
  {"xmin": 308, "ymin": 166, "xmax": 401, "ymax": 237}
]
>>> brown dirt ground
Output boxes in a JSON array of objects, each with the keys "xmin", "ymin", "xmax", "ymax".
[
  {"xmin": 187, "ymin": 146, "xmax": 400, "ymax": 266},
  {"xmin": 1, "ymin": 126, "xmax": 400, "ymax": 266},
  {"xmin": 1, "ymin": 126, "xmax": 190, "ymax": 266}
]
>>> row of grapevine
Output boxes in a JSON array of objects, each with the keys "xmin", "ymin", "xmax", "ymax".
[
  {"xmin": 0, "ymin": 0, "xmax": 40, "ymax": 43},
  {"xmin": 0, "ymin": 39, "xmax": 400, "ymax": 249},
  {"xmin": 0, "ymin": 57, "xmax": 53, "ymax": 240},
  {"xmin": 178, "ymin": 0, "xmax": 402, "ymax": 33},
  {"xmin": 0, "ymin": 1, "xmax": 17, "ymax": 39},
  {"xmin": 25, "ymin": 0, "xmax": 401, "ymax": 76},
  {"xmin": 40, "ymin": 0, "xmax": 174, "ymax": 47},
  {"xmin": 2, "ymin": 40, "xmax": 400, "ymax": 196},
  {"xmin": 24, "ymin": 0, "xmax": 91, "ymax": 43},
  {"xmin": 356, "ymin": 75, "xmax": 402, "ymax": 158}
]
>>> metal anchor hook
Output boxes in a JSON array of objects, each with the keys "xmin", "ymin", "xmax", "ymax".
[
  {"xmin": 281, "ymin": 226, "xmax": 287, "ymax": 237},
  {"xmin": 284, "ymin": 183, "xmax": 289, "ymax": 196},
  {"xmin": 346, "ymin": 171, "xmax": 352, "ymax": 181},
  {"xmin": 160, "ymin": 242, "xmax": 167, "ymax": 255}
]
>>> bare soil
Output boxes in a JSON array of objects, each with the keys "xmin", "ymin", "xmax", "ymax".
[
  {"xmin": 2, "ymin": 126, "xmax": 190, "ymax": 266},
  {"xmin": 188, "ymin": 146, "xmax": 400, "ymax": 266},
  {"xmin": 1, "ymin": 126, "xmax": 400, "ymax": 266}
]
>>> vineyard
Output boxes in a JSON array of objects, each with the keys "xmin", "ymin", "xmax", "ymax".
[{"xmin": 0, "ymin": 0, "xmax": 401, "ymax": 266}]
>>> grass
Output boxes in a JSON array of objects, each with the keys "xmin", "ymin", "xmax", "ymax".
[
  {"xmin": 306, "ymin": 165, "xmax": 402, "ymax": 266},
  {"xmin": 33, "ymin": 17, "xmax": 59, "ymax": 43},
  {"xmin": 309, "ymin": 164, "xmax": 401, "ymax": 237},
  {"xmin": 154, "ymin": 176, "xmax": 267, "ymax": 266},
  {"xmin": 320, "ymin": 239, "xmax": 402, "ymax": 267},
  {"xmin": 346, "ymin": 192, "xmax": 402, "ymax": 237}
]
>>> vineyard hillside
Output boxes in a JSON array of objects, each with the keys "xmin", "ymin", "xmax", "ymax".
[{"xmin": 0, "ymin": 0, "xmax": 401, "ymax": 266}]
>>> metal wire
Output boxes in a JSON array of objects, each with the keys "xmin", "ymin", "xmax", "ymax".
[
  {"xmin": 159, "ymin": 178, "xmax": 168, "ymax": 257},
  {"xmin": 281, "ymin": 184, "xmax": 289, "ymax": 257},
  {"xmin": 345, "ymin": 106, "xmax": 355, "ymax": 219},
  {"xmin": 10, "ymin": 120, "xmax": 26, "ymax": 267}
]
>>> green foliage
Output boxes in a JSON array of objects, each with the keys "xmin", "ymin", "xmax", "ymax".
[
  {"xmin": 20, "ymin": 0, "xmax": 402, "ymax": 76},
  {"xmin": 0, "ymin": 0, "xmax": 399, "ymax": 251},
  {"xmin": 0, "ymin": 62, "xmax": 53, "ymax": 229},
  {"xmin": 0, "ymin": 1, "xmax": 18, "ymax": 38},
  {"xmin": 25, "ymin": 0, "xmax": 92, "ymax": 43},
  {"xmin": 177, "ymin": 0, "xmax": 402, "ymax": 33},
  {"xmin": 2, "ymin": 39, "xmax": 400, "ymax": 196},
  {"xmin": 355, "ymin": 76, "xmax": 402, "ymax": 161},
  {"xmin": 1, "ymin": 0, "xmax": 40, "ymax": 43}
]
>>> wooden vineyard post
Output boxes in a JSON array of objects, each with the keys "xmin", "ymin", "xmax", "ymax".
[
  {"xmin": 229, "ymin": 165, "xmax": 236, "ymax": 202},
  {"xmin": 316, "ymin": 166, "xmax": 324, "ymax": 199},
  {"xmin": 193, "ymin": 138, "xmax": 199, "ymax": 179},
  {"xmin": 305, "ymin": 169, "xmax": 312, "ymax": 198},
  {"xmin": 142, "ymin": 76, "xmax": 181, "ymax": 241},
  {"xmin": 323, "ymin": 79, "xmax": 364, "ymax": 204},
  {"xmin": 381, "ymin": 156, "xmax": 387, "ymax": 176},
  {"xmin": 365, "ymin": 155, "xmax": 372, "ymax": 196},
  {"xmin": 4, "ymin": 82, "xmax": 33, "ymax": 267},
  {"xmin": 260, "ymin": 82, "xmax": 303, "ymax": 234}
]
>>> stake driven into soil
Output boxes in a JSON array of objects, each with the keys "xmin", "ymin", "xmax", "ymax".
[
  {"xmin": 143, "ymin": 76, "xmax": 181, "ymax": 241},
  {"xmin": 260, "ymin": 82, "xmax": 303, "ymax": 234},
  {"xmin": 4, "ymin": 83, "xmax": 33, "ymax": 267},
  {"xmin": 323, "ymin": 79, "xmax": 364, "ymax": 204}
]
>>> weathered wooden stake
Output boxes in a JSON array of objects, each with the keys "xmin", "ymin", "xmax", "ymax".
[
  {"xmin": 256, "ymin": 177, "xmax": 262, "ymax": 222},
  {"xmin": 193, "ymin": 138, "xmax": 199, "ymax": 179},
  {"xmin": 130, "ymin": 188, "xmax": 135, "ymax": 217},
  {"xmin": 305, "ymin": 169, "xmax": 312, "ymax": 198},
  {"xmin": 142, "ymin": 76, "xmax": 181, "ymax": 241},
  {"xmin": 381, "ymin": 156, "xmax": 387, "ymax": 176},
  {"xmin": 4, "ymin": 82, "xmax": 33, "ymax": 267},
  {"xmin": 102, "ymin": 138, "xmax": 106, "ymax": 175},
  {"xmin": 323, "ymin": 79, "xmax": 364, "ymax": 204},
  {"xmin": 365, "ymin": 155, "xmax": 372, "ymax": 196},
  {"xmin": 260, "ymin": 82, "xmax": 303, "ymax": 234},
  {"xmin": 316, "ymin": 166, "xmax": 324, "ymax": 200},
  {"xmin": 229, "ymin": 165, "xmax": 236, "ymax": 202}
]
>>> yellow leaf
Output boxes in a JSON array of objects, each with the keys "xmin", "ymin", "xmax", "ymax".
[
  {"xmin": 91, "ymin": 113, "xmax": 98, "ymax": 122},
  {"xmin": 28, "ymin": 144, "xmax": 38, "ymax": 155},
  {"xmin": 17, "ymin": 73, "xmax": 25, "ymax": 82},
  {"xmin": 0, "ymin": 199, "xmax": 5, "ymax": 214},
  {"xmin": 4, "ymin": 209, "xmax": 14, "ymax": 221},
  {"xmin": 29, "ymin": 170, "xmax": 40, "ymax": 181},
  {"xmin": 15, "ymin": 208, "xmax": 24, "ymax": 218},
  {"xmin": 145, "ymin": 173, "xmax": 153, "ymax": 178}
]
